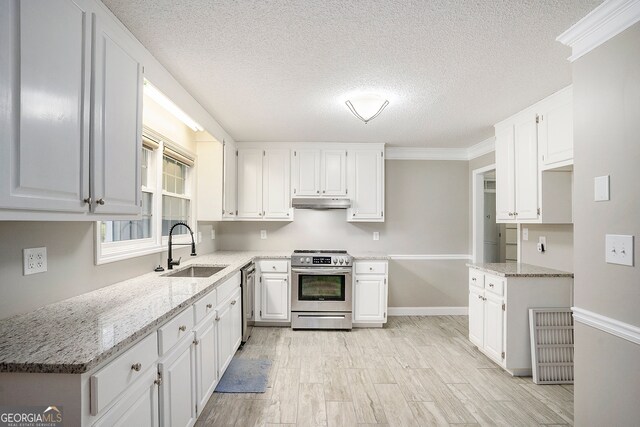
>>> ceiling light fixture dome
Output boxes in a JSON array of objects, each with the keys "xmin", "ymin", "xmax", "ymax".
[{"xmin": 345, "ymin": 93, "xmax": 389, "ymax": 124}]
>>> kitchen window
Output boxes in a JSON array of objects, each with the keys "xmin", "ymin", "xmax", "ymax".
[{"xmin": 95, "ymin": 130, "xmax": 196, "ymax": 264}]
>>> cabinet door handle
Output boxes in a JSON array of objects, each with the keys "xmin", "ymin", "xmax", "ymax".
[
  {"xmin": 178, "ymin": 325, "xmax": 187, "ymax": 332},
  {"xmin": 206, "ymin": 303, "xmax": 213, "ymax": 309},
  {"xmin": 508, "ymin": 212, "xmax": 513, "ymax": 217},
  {"xmin": 154, "ymin": 376, "xmax": 163, "ymax": 386},
  {"xmin": 472, "ymin": 277, "xmax": 476, "ymax": 281},
  {"xmin": 322, "ymin": 190, "xmax": 326, "ymax": 193},
  {"xmin": 96, "ymin": 198, "xmax": 105, "ymax": 205},
  {"xmin": 489, "ymin": 283, "xmax": 494, "ymax": 288},
  {"xmin": 231, "ymin": 300, "xmax": 237, "ymax": 305},
  {"xmin": 83, "ymin": 197, "xmax": 92, "ymax": 205},
  {"xmin": 131, "ymin": 363, "xmax": 142, "ymax": 372},
  {"xmin": 193, "ymin": 339, "xmax": 200, "ymax": 345},
  {"xmin": 316, "ymin": 190, "xmax": 320, "ymax": 194},
  {"xmin": 478, "ymin": 295, "xmax": 483, "ymax": 300},
  {"xmin": 215, "ymin": 316, "xmax": 220, "ymax": 321}
]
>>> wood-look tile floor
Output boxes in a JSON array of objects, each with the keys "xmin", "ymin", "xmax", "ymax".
[{"xmin": 195, "ymin": 316, "xmax": 574, "ymax": 426}]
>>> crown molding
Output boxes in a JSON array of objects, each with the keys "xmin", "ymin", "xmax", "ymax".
[
  {"xmin": 557, "ymin": 0, "xmax": 640, "ymax": 62},
  {"xmin": 385, "ymin": 137, "xmax": 495, "ymax": 161}
]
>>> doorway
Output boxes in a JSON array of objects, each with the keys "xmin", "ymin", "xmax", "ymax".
[{"xmin": 472, "ymin": 164, "xmax": 509, "ymax": 263}]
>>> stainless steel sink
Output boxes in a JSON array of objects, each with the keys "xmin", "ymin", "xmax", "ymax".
[{"xmin": 163, "ymin": 265, "xmax": 227, "ymax": 278}]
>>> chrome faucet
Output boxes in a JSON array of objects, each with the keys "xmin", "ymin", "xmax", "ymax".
[{"xmin": 167, "ymin": 222, "xmax": 197, "ymax": 270}]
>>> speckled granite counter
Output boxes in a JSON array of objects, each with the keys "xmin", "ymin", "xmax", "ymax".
[
  {"xmin": 0, "ymin": 251, "xmax": 289, "ymax": 374},
  {"xmin": 467, "ymin": 262, "xmax": 573, "ymax": 278},
  {"xmin": 350, "ymin": 252, "xmax": 390, "ymax": 260}
]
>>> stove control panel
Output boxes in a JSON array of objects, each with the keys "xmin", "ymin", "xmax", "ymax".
[{"xmin": 294, "ymin": 254, "xmax": 352, "ymax": 266}]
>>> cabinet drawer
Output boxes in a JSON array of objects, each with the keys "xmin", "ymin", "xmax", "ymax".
[
  {"xmin": 469, "ymin": 269, "xmax": 485, "ymax": 289},
  {"xmin": 217, "ymin": 271, "xmax": 241, "ymax": 305},
  {"xmin": 485, "ymin": 275, "xmax": 505, "ymax": 296},
  {"xmin": 259, "ymin": 259, "xmax": 289, "ymax": 274},
  {"xmin": 90, "ymin": 332, "xmax": 158, "ymax": 416},
  {"xmin": 158, "ymin": 306, "xmax": 195, "ymax": 355},
  {"xmin": 355, "ymin": 261, "xmax": 387, "ymax": 275},
  {"xmin": 194, "ymin": 289, "xmax": 217, "ymax": 326}
]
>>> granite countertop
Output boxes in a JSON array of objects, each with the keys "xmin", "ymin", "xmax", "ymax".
[
  {"xmin": 0, "ymin": 251, "xmax": 290, "ymax": 374},
  {"xmin": 350, "ymin": 252, "xmax": 390, "ymax": 260},
  {"xmin": 467, "ymin": 262, "xmax": 574, "ymax": 278}
]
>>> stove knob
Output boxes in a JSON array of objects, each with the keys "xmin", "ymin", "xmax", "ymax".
[
  {"xmin": 333, "ymin": 258, "xmax": 338, "ymax": 264},
  {"xmin": 345, "ymin": 259, "xmax": 350, "ymax": 265},
  {"xmin": 339, "ymin": 258, "xmax": 344, "ymax": 264},
  {"xmin": 300, "ymin": 257, "xmax": 305, "ymax": 263},
  {"xmin": 306, "ymin": 258, "xmax": 311, "ymax": 263}
]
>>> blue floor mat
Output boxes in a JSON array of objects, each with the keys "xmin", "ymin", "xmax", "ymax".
[{"xmin": 214, "ymin": 358, "xmax": 272, "ymax": 393}]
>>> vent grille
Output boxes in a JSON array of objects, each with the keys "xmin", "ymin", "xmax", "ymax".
[{"xmin": 529, "ymin": 308, "xmax": 574, "ymax": 384}]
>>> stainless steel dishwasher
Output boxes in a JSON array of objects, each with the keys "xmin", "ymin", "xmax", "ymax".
[{"xmin": 241, "ymin": 262, "xmax": 255, "ymax": 343}]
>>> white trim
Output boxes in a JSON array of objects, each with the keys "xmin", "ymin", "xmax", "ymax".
[
  {"xmin": 467, "ymin": 137, "xmax": 496, "ymax": 160},
  {"xmin": 471, "ymin": 163, "xmax": 497, "ymax": 263},
  {"xmin": 557, "ymin": 0, "xmax": 640, "ymax": 62},
  {"xmin": 388, "ymin": 254, "xmax": 472, "ymax": 260},
  {"xmin": 573, "ymin": 307, "xmax": 640, "ymax": 346},
  {"xmin": 388, "ymin": 307, "xmax": 469, "ymax": 316},
  {"xmin": 385, "ymin": 147, "xmax": 469, "ymax": 161},
  {"xmin": 385, "ymin": 137, "xmax": 495, "ymax": 161}
]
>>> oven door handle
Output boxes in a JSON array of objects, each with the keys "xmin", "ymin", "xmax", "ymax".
[{"xmin": 291, "ymin": 267, "xmax": 352, "ymax": 275}]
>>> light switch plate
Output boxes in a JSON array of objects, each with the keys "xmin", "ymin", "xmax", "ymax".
[
  {"xmin": 24, "ymin": 247, "xmax": 47, "ymax": 275},
  {"xmin": 606, "ymin": 234, "xmax": 634, "ymax": 266},
  {"xmin": 260, "ymin": 230, "xmax": 267, "ymax": 240},
  {"xmin": 594, "ymin": 175, "xmax": 610, "ymax": 201},
  {"xmin": 522, "ymin": 228, "xmax": 529, "ymax": 241},
  {"xmin": 373, "ymin": 232, "xmax": 379, "ymax": 241}
]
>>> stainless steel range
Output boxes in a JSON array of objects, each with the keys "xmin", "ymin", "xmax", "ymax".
[{"xmin": 291, "ymin": 250, "xmax": 353, "ymax": 330}]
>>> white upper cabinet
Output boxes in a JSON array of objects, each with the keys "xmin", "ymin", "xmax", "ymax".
[
  {"xmin": 263, "ymin": 149, "xmax": 291, "ymax": 219},
  {"xmin": 91, "ymin": 15, "xmax": 143, "ymax": 215},
  {"xmin": 0, "ymin": 0, "xmax": 143, "ymax": 220},
  {"xmin": 321, "ymin": 150, "xmax": 347, "ymax": 196},
  {"xmin": 0, "ymin": 0, "xmax": 91, "ymax": 214},
  {"xmin": 538, "ymin": 86, "xmax": 573, "ymax": 170},
  {"xmin": 347, "ymin": 149, "xmax": 384, "ymax": 222},
  {"xmin": 495, "ymin": 86, "xmax": 572, "ymax": 224},
  {"xmin": 292, "ymin": 149, "xmax": 321, "ymax": 196},
  {"xmin": 236, "ymin": 147, "xmax": 291, "ymax": 220},
  {"xmin": 236, "ymin": 148, "xmax": 263, "ymax": 218},
  {"xmin": 292, "ymin": 148, "xmax": 347, "ymax": 197},
  {"xmin": 222, "ymin": 140, "xmax": 237, "ymax": 219}
]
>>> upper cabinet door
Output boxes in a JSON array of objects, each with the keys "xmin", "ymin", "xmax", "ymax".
[
  {"xmin": 91, "ymin": 15, "xmax": 143, "ymax": 215},
  {"xmin": 321, "ymin": 150, "xmax": 347, "ymax": 196},
  {"xmin": 222, "ymin": 140, "xmax": 237, "ymax": 218},
  {"xmin": 0, "ymin": 0, "xmax": 91, "ymax": 213},
  {"xmin": 538, "ymin": 88, "xmax": 573, "ymax": 169},
  {"xmin": 348, "ymin": 150, "xmax": 384, "ymax": 221},
  {"xmin": 263, "ymin": 149, "xmax": 291, "ymax": 219},
  {"xmin": 292, "ymin": 149, "xmax": 320, "ymax": 196},
  {"xmin": 237, "ymin": 148, "xmax": 263, "ymax": 218},
  {"xmin": 495, "ymin": 125, "xmax": 515, "ymax": 222},
  {"xmin": 514, "ymin": 115, "xmax": 539, "ymax": 220}
]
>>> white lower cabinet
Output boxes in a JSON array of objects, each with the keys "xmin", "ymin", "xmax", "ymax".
[
  {"xmin": 194, "ymin": 314, "xmax": 218, "ymax": 414},
  {"xmin": 256, "ymin": 260, "xmax": 290, "ymax": 323},
  {"xmin": 215, "ymin": 288, "xmax": 242, "ymax": 377},
  {"xmin": 158, "ymin": 335, "xmax": 197, "ymax": 427},
  {"xmin": 93, "ymin": 368, "xmax": 159, "ymax": 427},
  {"xmin": 353, "ymin": 261, "xmax": 388, "ymax": 325},
  {"xmin": 468, "ymin": 267, "xmax": 572, "ymax": 376}
]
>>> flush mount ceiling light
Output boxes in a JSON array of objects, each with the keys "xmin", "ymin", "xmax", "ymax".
[
  {"xmin": 144, "ymin": 80, "xmax": 204, "ymax": 132},
  {"xmin": 345, "ymin": 94, "xmax": 389, "ymax": 124}
]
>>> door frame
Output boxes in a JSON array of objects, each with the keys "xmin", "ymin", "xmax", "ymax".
[{"xmin": 472, "ymin": 164, "xmax": 496, "ymax": 263}]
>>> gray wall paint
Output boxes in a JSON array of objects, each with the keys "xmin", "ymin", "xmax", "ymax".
[
  {"xmin": 468, "ymin": 152, "xmax": 496, "ymax": 253},
  {"xmin": 520, "ymin": 224, "xmax": 573, "ymax": 272},
  {"xmin": 0, "ymin": 222, "xmax": 217, "ymax": 319},
  {"xmin": 218, "ymin": 159, "xmax": 471, "ymax": 307},
  {"xmin": 572, "ymin": 22, "xmax": 640, "ymax": 424}
]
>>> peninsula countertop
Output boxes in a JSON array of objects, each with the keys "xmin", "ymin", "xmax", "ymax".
[
  {"xmin": 0, "ymin": 251, "xmax": 289, "ymax": 374},
  {"xmin": 467, "ymin": 262, "xmax": 574, "ymax": 278}
]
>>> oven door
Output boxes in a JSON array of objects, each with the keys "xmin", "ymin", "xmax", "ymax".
[{"xmin": 291, "ymin": 267, "xmax": 352, "ymax": 312}]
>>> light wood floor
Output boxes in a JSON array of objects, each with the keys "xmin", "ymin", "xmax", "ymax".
[{"xmin": 196, "ymin": 316, "xmax": 574, "ymax": 426}]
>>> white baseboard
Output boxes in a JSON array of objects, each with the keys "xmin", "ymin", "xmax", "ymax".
[{"xmin": 388, "ymin": 307, "xmax": 468, "ymax": 316}]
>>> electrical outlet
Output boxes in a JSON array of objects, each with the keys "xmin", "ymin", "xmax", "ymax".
[
  {"xmin": 522, "ymin": 228, "xmax": 529, "ymax": 241},
  {"xmin": 23, "ymin": 247, "xmax": 47, "ymax": 275},
  {"xmin": 260, "ymin": 230, "xmax": 267, "ymax": 240},
  {"xmin": 210, "ymin": 229, "xmax": 216, "ymax": 240},
  {"xmin": 373, "ymin": 232, "xmax": 380, "ymax": 241}
]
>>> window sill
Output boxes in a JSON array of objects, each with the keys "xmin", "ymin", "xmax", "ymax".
[{"xmin": 96, "ymin": 243, "xmax": 165, "ymax": 265}]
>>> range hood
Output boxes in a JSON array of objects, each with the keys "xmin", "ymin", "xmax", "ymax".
[{"xmin": 292, "ymin": 197, "xmax": 351, "ymax": 210}]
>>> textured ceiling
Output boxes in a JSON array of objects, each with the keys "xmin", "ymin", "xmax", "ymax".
[{"xmin": 102, "ymin": 0, "xmax": 599, "ymax": 148}]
